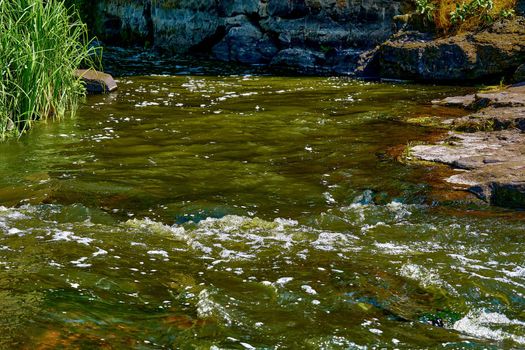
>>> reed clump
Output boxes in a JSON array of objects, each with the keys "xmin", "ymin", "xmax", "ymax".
[
  {"xmin": 0, "ymin": 0, "xmax": 96, "ymax": 140},
  {"xmin": 416, "ymin": 0, "xmax": 517, "ymax": 33}
]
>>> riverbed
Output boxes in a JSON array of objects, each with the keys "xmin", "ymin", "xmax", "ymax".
[{"xmin": 0, "ymin": 73, "xmax": 524, "ymax": 349}]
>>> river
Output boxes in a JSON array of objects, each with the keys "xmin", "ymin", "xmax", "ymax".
[{"xmin": 0, "ymin": 69, "xmax": 524, "ymax": 349}]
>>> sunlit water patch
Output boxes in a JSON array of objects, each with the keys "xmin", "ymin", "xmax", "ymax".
[{"xmin": 0, "ymin": 74, "xmax": 523, "ymax": 348}]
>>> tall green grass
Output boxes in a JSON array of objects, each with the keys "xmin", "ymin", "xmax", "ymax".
[{"xmin": 0, "ymin": 0, "xmax": 97, "ymax": 140}]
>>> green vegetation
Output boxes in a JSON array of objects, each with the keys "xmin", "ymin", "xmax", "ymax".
[
  {"xmin": 0, "ymin": 0, "xmax": 96, "ymax": 140},
  {"xmin": 415, "ymin": 0, "xmax": 516, "ymax": 32}
]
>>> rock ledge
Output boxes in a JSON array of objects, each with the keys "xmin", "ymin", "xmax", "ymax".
[{"xmin": 408, "ymin": 85, "xmax": 525, "ymax": 208}]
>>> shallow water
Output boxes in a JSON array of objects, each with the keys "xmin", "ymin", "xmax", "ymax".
[{"xmin": 0, "ymin": 74, "xmax": 524, "ymax": 349}]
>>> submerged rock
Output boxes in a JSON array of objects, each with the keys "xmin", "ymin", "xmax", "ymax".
[{"xmin": 75, "ymin": 69, "xmax": 117, "ymax": 94}]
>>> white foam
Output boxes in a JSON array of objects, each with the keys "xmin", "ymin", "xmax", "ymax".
[
  {"xmin": 93, "ymin": 247, "xmax": 108, "ymax": 257},
  {"xmin": 275, "ymin": 277, "xmax": 293, "ymax": 287},
  {"xmin": 312, "ymin": 232, "xmax": 356, "ymax": 252},
  {"xmin": 399, "ymin": 263, "xmax": 457, "ymax": 295},
  {"xmin": 505, "ymin": 266, "xmax": 525, "ymax": 278},
  {"xmin": 196, "ymin": 289, "xmax": 232, "ymax": 325},
  {"xmin": 135, "ymin": 101, "xmax": 160, "ymax": 107},
  {"xmin": 51, "ymin": 230, "xmax": 93, "ymax": 245},
  {"xmin": 301, "ymin": 285, "xmax": 318, "ymax": 295},
  {"xmin": 454, "ymin": 310, "xmax": 525, "ymax": 344},
  {"xmin": 7, "ymin": 228, "xmax": 23, "ymax": 235},
  {"xmin": 147, "ymin": 250, "xmax": 169, "ymax": 258},
  {"xmin": 71, "ymin": 257, "xmax": 91, "ymax": 268},
  {"xmin": 374, "ymin": 242, "xmax": 411, "ymax": 255}
]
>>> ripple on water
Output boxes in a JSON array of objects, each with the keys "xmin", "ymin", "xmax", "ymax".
[
  {"xmin": 0, "ymin": 74, "xmax": 522, "ymax": 347},
  {"xmin": 0, "ymin": 202, "xmax": 523, "ymax": 347}
]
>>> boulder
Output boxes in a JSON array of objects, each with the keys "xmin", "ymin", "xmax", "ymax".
[
  {"xmin": 270, "ymin": 48, "xmax": 326, "ymax": 73},
  {"xmin": 432, "ymin": 85, "xmax": 525, "ymax": 111},
  {"xmin": 431, "ymin": 94, "xmax": 476, "ymax": 109},
  {"xmin": 451, "ymin": 106, "xmax": 525, "ymax": 132},
  {"xmin": 75, "ymin": 69, "xmax": 117, "ymax": 94},
  {"xmin": 152, "ymin": 4, "xmax": 221, "ymax": 53},
  {"xmin": 360, "ymin": 17, "xmax": 525, "ymax": 82},
  {"xmin": 93, "ymin": 0, "xmax": 150, "ymax": 44},
  {"xmin": 328, "ymin": 49, "xmax": 362, "ymax": 75},
  {"xmin": 212, "ymin": 17, "xmax": 278, "ymax": 64}
]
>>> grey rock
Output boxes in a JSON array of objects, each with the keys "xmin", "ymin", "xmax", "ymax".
[
  {"xmin": 452, "ymin": 106, "xmax": 525, "ymax": 132},
  {"xmin": 267, "ymin": 0, "xmax": 308, "ymax": 18},
  {"xmin": 411, "ymin": 130, "xmax": 525, "ymax": 208},
  {"xmin": 94, "ymin": 0, "xmax": 150, "ymax": 44},
  {"xmin": 212, "ymin": 17, "xmax": 277, "ymax": 64},
  {"xmin": 218, "ymin": 0, "xmax": 260, "ymax": 17},
  {"xmin": 518, "ymin": 0, "xmax": 525, "ymax": 16},
  {"xmin": 328, "ymin": 49, "xmax": 362, "ymax": 75},
  {"xmin": 92, "ymin": 0, "xmax": 408, "ymax": 70},
  {"xmin": 411, "ymin": 130, "xmax": 524, "ymax": 169},
  {"xmin": 431, "ymin": 95, "xmax": 476, "ymax": 109},
  {"xmin": 433, "ymin": 86, "xmax": 525, "ymax": 111},
  {"xmin": 361, "ymin": 17, "xmax": 525, "ymax": 82},
  {"xmin": 270, "ymin": 48, "xmax": 326, "ymax": 73},
  {"xmin": 152, "ymin": 6, "xmax": 221, "ymax": 53}
]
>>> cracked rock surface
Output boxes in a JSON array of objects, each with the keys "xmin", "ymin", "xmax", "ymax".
[{"xmin": 408, "ymin": 85, "xmax": 525, "ymax": 208}]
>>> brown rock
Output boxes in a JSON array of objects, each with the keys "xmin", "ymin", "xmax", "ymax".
[
  {"xmin": 452, "ymin": 106, "xmax": 525, "ymax": 132},
  {"xmin": 408, "ymin": 83, "xmax": 525, "ymax": 208},
  {"xmin": 410, "ymin": 130, "xmax": 525, "ymax": 208},
  {"xmin": 75, "ymin": 69, "xmax": 117, "ymax": 94}
]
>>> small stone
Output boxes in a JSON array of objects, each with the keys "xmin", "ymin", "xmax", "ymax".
[{"xmin": 75, "ymin": 69, "xmax": 117, "ymax": 94}]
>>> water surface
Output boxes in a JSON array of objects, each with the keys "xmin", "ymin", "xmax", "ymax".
[{"xmin": 0, "ymin": 74, "xmax": 524, "ymax": 349}]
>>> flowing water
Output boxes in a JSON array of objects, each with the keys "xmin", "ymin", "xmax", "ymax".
[{"xmin": 0, "ymin": 68, "xmax": 524, "ymax": 349}]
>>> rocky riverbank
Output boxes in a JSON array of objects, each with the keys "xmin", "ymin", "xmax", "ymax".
[
  {"xmin": 90, "ymin": 0, "xmax": 412, "ymax": 74},
  {"xmin": 357, "ymin": 16, "xmax": 525, "ymax": 83},
  {"xmin": 405, "ymin": 85, "xmax": 525, "ymax": 208},
  {"xmin": 89, "ymin": 1, "xmax": 525, "ymax": 80}
]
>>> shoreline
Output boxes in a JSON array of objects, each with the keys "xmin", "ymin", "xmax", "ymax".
[{"xmin": 403, "ymin": 84, "xmax": 525, "ymax": 209}]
